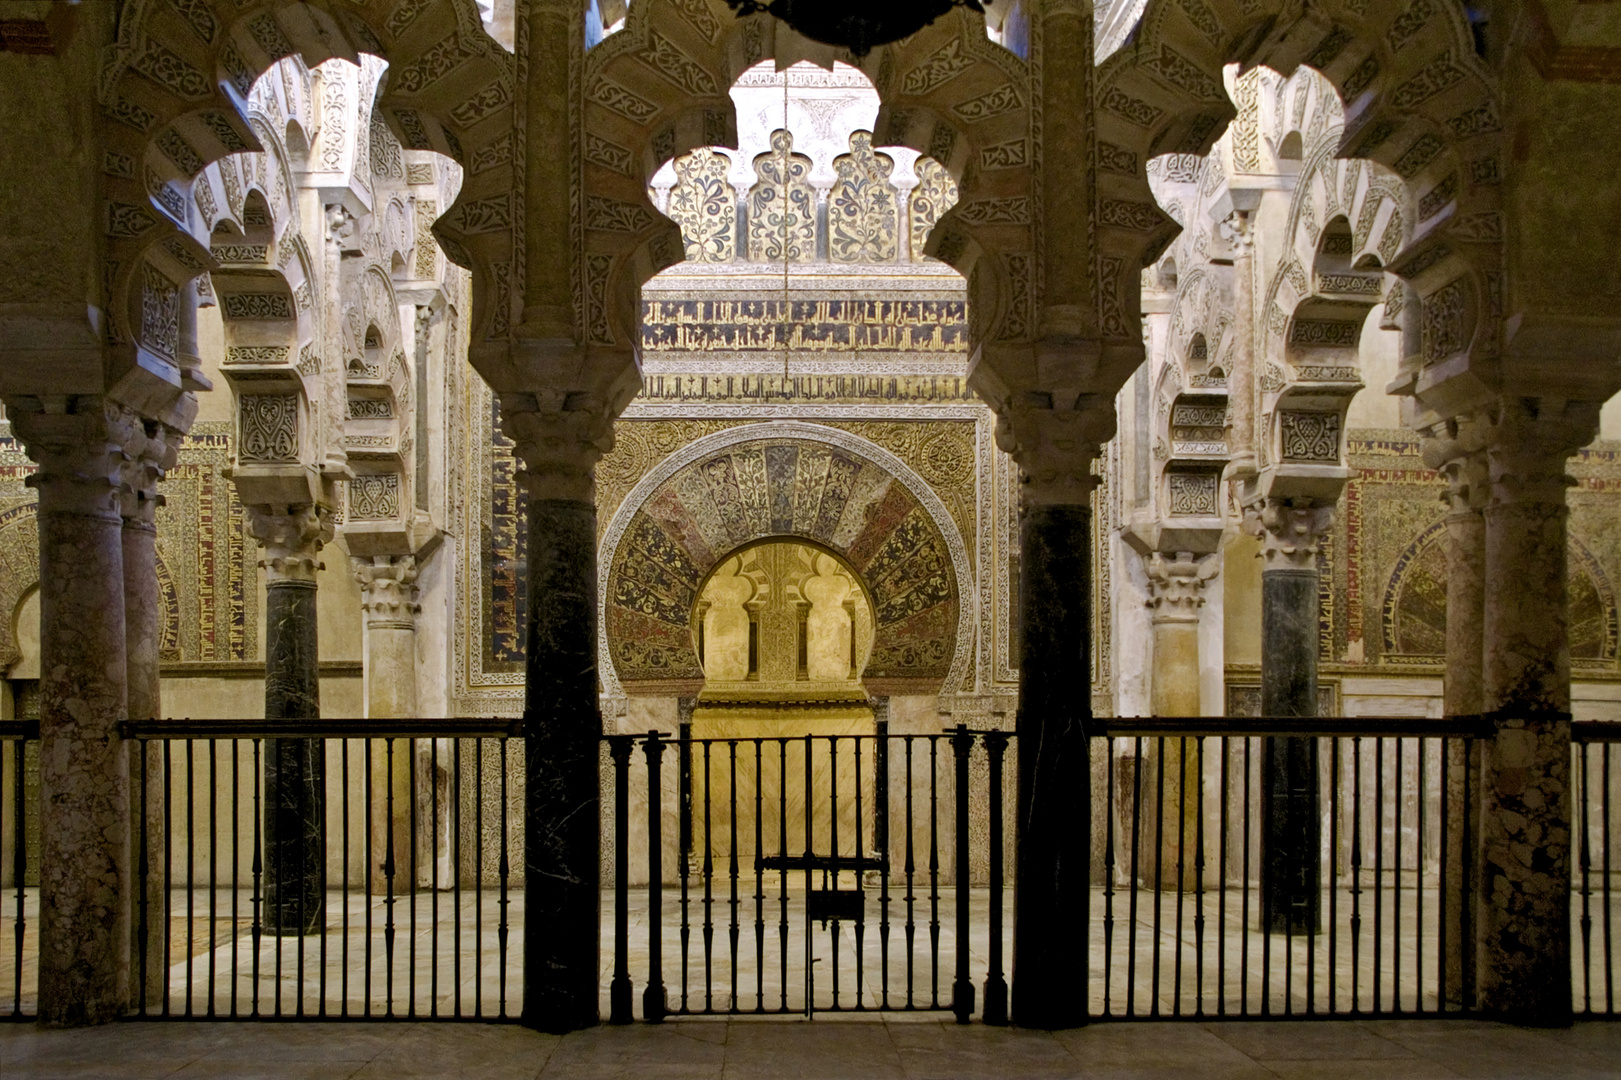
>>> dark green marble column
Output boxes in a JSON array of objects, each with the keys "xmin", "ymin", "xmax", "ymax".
[
  {"xmin": 1011, "ymin": 503, "xmax": 1091, "ymax": 1028},
  {"xmin": 521, "ymin": 497, "xmax": 601, "ymax": 1032},
  {"xmin": 247, "ymin": 505, "xmax": 332, "ymax": 936},
  {"xmin": 1246, "ymin": 498, "xmax": 1332, "ymax": 938},
  {"xmin": 1259, "ymin": 567, "xmax": 1320, "ymax": 936}
]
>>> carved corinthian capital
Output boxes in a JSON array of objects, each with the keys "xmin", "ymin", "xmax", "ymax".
[
  {"xmin": 497, "ymin": 390, "xmax": 615, "ymax": 504},
  {"xmin": 246, "ymin": 503, "xmax": 335, "ymax": 585},
  {"xmin": 1421, "ymin": 414, "xmax": 1490, "ymax": 519},
  {"xmin": 353, "ymin": 554, "xmax": 421, "ymax": 629},
  {"xmin": 1145, "ymin": 552, "xmax": 1218, "ymax": 622},
  {"xmin": 7, "ymin": 396, "xmax": 143, "ymax": 520},
  {"xmin": 118, "ymin": 421, "xmax": 181, "ymax": 534},
  {"xmin": 998, "ymin": 401, "xmax": 1116, "ymax": 507},
  {"xmin": 1242, "ymin": 496, "xmax": 1333, "ymax": 571}
]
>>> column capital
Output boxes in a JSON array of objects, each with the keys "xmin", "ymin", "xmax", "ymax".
[
  {"xmin": 497, "ymin": 391, "xmax": 614, "ymax": 503},
  {"xmin": 1482, "ymin": 397, "xmax": 1600, "ymax": 508},
  {"xmin": 118, "ymin": 421, "xmax": 181, "ymax": 533},
  {"xmin": 6, "ymin": 395, "xmax": 143, "ymax": 521},
  {"xmin": 1000, "ymin": 403, "xmax": 1113, "ymax": 507},
  {"xmin": 1241, "ymin": 496, "xmax": 1333, "ymax": 572},
  {"xmin": 1421, "ymin": 413, "xmax": 1491, "ymax": 517},
  {"xmin": 353, "ymin": 554, "xmax": 421, "ymax": 629},
  {"xmin": 246, "ymin": 503, "xmax": 335, "ymax": 585},
  {"xmin": 1144, "ymin": 551, "xmax": 1218, "ymax": 622}
]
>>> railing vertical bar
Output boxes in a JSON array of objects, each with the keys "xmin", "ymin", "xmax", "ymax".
[
  {"xmin": 408, "ymin": 736, "xmax": 418, "ymax": 1019},
  {"xmin": 336, "ymin": 739, "xmax": 346, "ymax": 1019},
  {"xmin": 186, "ymin": 738, "xmax": 195, "ymax": 1017},
  {"xmin": 1328, "ymin": 737, "xmax": 1339, "ymax": 1015},
  {"xmin": 1241, "ymin": 737, "xmax": 1252, "ymax": 1017},
  {"xmin": 753, "ymin": 738, "xmax": 764, "ymax": 1014},
  {"xmin": 1603, "ymin": 743, "xmax": 1614, "ymax": 1014},
  {"xmin": 877, "ymin": 727, "xmax": 891, "ymax": 1013},
  {"xmin": 984, "ymin": 731, "xmax": 1008, "ymax": 1025},
  {"xmin": 728, "ymin": 739, "xmax": 740, "ymax": 1015},
  {"xmin": 929, "ymin": 736, "xmax": 941, "ymax": 1010},
  {"xmin": 1127, "ymin": 738, "xmax": 1142, "ymax": 1018},
  {"xmin": 209, "ymin": 740, "xmax": 219, "ymax": 1018},
  {"xmin": 363, "ymin": 740, "xmax": 373, "ymax": 1019},
  {"xmin": 1151, "ymin": 736, "xmax": 1166, "ymax": 1018},
  {"xmin": 1172, "ymin": 736, "xmax": 1188, "ymax": 1017},
  {"xmin": 1460, "ymin": 733, "xmax": 1472, "ymax": 1012},
  {"xmin": 702, "ymin": 739, "xmax": 714, "ymax": 1014},
  {"xmin": 1194, "ymin": 735, "xmax": 1206, "ymax": 1019},
  {"xmin": 608, "ymin": 736, "xmax": 631, "ymax": 1025},
  {"xmin": 165, "ymin": 739, "xmax": 175, "ymax": 1019},
  {"xmin": 804, "ymin": 737, "xmax": 814, "ymax": 1017},
  {"xmin": 779, "ymin": 738, "xmax": 789, "ymax": 1014},
  {"xmin": 854, "ymin": 736, "xmax": 866, "ymax": 1012},
  {"xmin": 680, "ymin": 732, "xmax": 692, "ymax": 1017},
  {"xmin": 250, "ymin": 739, "xmax": 262, "ymax": 1020},
  {"xmin": 429, "ymin": 738, "xmax": 439, "ymax": 1018},
  {"xmin": 1415, "ymin": 737, "xmax": 1426, "ymax": 1014},
  {"xmin": 904, "ymin": 736, "xmax": 915, "ymax": 1010},
  {"xmin": 1350, "ymin": 736, "xmax": 1362, "ymax": 1014},
  {"xmin": 497, "ymin": 737, "xmax": 511, "ymax": 1019},
  {"xmin": 830, "ymin": 735, "xmax": 841, "ymax": 1012},
  {"xmin": 384, "ymin": 738, "xmax": 398, "ymax": 1019},
  {"xmin": 1261, "ymin": 750, "xmax": 1271, "ymax": 1015},
  {"xmin": 474, "ymin": 739, "xmax": 484, "ymax": 1020},
  {"xmin": 1436, "ymin": 735, "xmax": 1448, "ymax": 1014},
  {"xmin": 950, "ymin": 725, "xmax": 973, "ymax": 1024},
  {"xmin": 1304, "ymin": 738, "xmax": 1315, "ymax": 1015},
  {"xmin": 1218, "ymin": 736, "xmax": 1229, "ymax": 1019},
  {"xmin": 1393, "ymin": 737, "xmax": 1404, "ymax": 1013},
  {"xmin": 230, "ymin": 740, "xmax": 240, "ymax": 1020},
  {"xmin": 1103, "ymin": 736, "xmax": 1116, "ymax": 1017},
  {"xmin": 452, "ymin": 738, "xmax": 462, "ymax": 1019},
  {"xmin": 1579, "ymin": 739, "xmax": 1593, "ymax": 1015},
  {"xmin": 136, "ymin": 738, "xmax": 150, "ymax": 1018},
  {"xmin": 645, "ymin": 731, "xmax": 668, "ymax": 1022},
  {"xmin": 1374, "ymin": 737, "xmax": 1385, "ymax": 1014}
]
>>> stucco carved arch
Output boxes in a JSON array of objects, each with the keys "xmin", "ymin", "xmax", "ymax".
[
  {"xmin": 1096, "ymin": 0, "xmax": 1498, "ymax": 395},
  {"xmin": 578, "ymin": 4, "xmax": 1033, "ymax": 372},
  {"xmin": 98, "ymin": 0, "xmax": 511, "ymax": 369},
  {"xmin": 598, "ymin": 422, "xmax": 974, "ymax": 699}
]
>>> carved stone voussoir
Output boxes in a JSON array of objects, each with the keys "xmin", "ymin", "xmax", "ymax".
[
  {"xmin": 1241, "ymin": 496, "xmax": 1333, "ymax": 571},
  {"xmin": 245, "ymin": 503, "xmax": 335, "ymax": 585}
]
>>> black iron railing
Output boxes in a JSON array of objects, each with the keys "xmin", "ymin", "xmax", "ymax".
[
  {"xmin": 1090, "ymin": 717, "xmax": 1489, "ymax": 1019},
  {"xmin": 1574, "ymin": 720, "xmax": 1619, "ymax": 1018},
  {"xmin": 0, "ymin": 719, "xmax": 35, "ymax": 1020},
  {"xmin": 122, "ymin": 718, "xmax": 523, "ymax": 1021},
  {"xmin": 605, "ymin": 727, "xmax": 1008, "ymax": 1020}
]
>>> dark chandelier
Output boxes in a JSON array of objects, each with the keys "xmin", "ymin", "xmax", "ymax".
[{"xmin": 723, "ymin": 0, "xmax": 985, "ymax": 57}]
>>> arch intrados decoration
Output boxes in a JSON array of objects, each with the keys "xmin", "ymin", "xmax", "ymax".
[
  {"xmin": 598, "ymin": 422, "xmax": 974, "ymax": 699},
  {"xmin": 1097, "ymin": 0, "xmax": 1499, "ymax": 389},
  {"xmin": 690, "ymin": 534, "xmax": 879, "ymax": 675},
  {"xmin": 100, "ymin": 0, "xmax": 511, "ymax": 361},
  {"xmin": 581, "ymin": 3, "xmax": 1030, "ymax": 352}
]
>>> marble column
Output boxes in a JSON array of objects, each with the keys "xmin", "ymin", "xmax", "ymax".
[
  {"xmin": 1424, "ymin": 425, "xmax": 1489, "ymax": 1008},
  {"xmin": 1225, "ymin": 212, "xmax": 1258, "ymax": 479},
  {"xmin": 503, "ymin": 402, "xmax": 609, "ymax": 1033},
  {"xmin": 247, "ymin": 504, "xmax": 334, "ymax": 935},
  {"xmin": 9, "ymin": 398, "xmax": 136, "ymax": 1025},
  {"xmin": 354, "ymin": 555, "xmax": 420, "ymax": 894},
  {"xmin": 1476, "ymin": 400, "xmax": 1596, "ymax": 1025},
  {"xmin": 1011, "ymin": 498, "xmax": 1093, "ymax": 1028},
  {"xmin": 1244, "ymin": 497, "xmax": 1333, "ymax": 935},
  {"xmin": 121, "ymin": 422, "xmax": 176, "ymax": 1008},
  {"xmin": 1142, "ymin": 552, "xmax": 1216, "ymax": 890}
]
